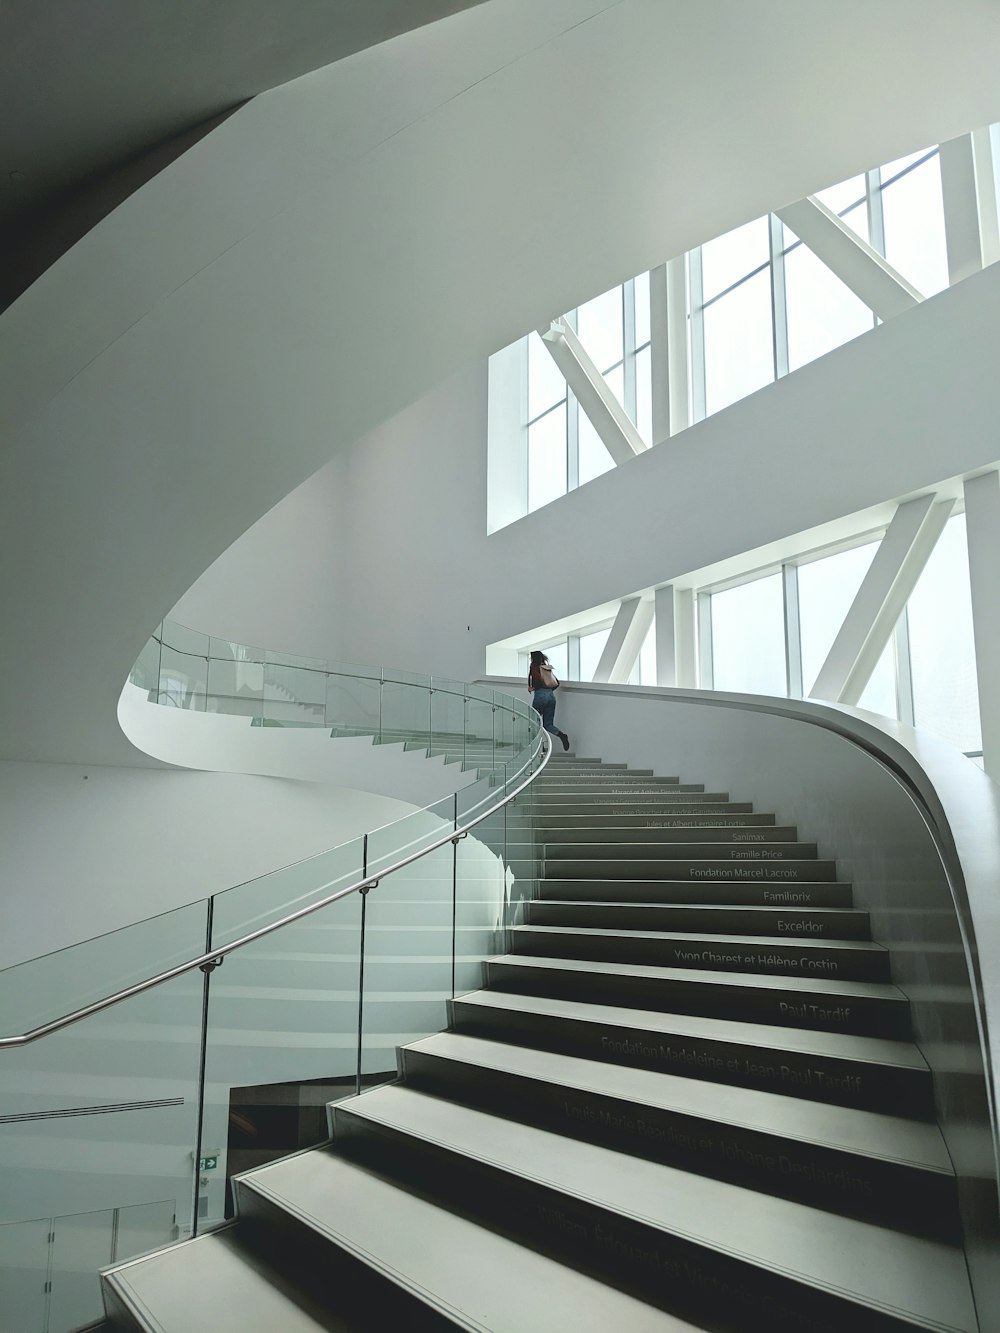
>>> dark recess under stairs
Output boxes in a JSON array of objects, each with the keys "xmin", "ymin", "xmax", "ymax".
[{"xmin": 102, "ymin": 754, "xmax": 978, "ymax": 1332}]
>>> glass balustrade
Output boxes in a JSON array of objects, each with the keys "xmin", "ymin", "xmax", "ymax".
[{"xmin": 6, "ymin": 639, "xmax": 548, "ymax": 1331}]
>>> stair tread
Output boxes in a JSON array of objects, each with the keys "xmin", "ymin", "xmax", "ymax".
[
  {"xmin": 240, "ymin": 1151, "xmax": 694, "ymax": 1332},
  {"xmin": 333, "ymin": 1086, "xmax": 975, "ymax": 1329},
  {"xmin": 490, "ymin": 953, "xmax": 905, "ymax": 1000},
  {"xmin": 409, "ymin": 1032, "xmax": 952, "ymax": 1170},
  {"xmin": 456, "ymin": 990, "xmax": 927, "ymax": 1068},
  {"xmin": 513, "ymin": 925, "xmax": 884, "ymax": 952},
  {"xmin": 104, "ymin": 1227, "xmax": 352, "ymax": 1332}
]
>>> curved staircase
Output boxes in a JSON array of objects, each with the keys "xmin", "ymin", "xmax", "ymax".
[{"xmin": 102, "ymin": 752, "xmax": 978, "ymax": 1332}]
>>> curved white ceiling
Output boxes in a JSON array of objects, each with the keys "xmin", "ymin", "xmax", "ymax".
[{"xmin": 2, "ymin": 0, "xmax": 1000, "ymax": 763}]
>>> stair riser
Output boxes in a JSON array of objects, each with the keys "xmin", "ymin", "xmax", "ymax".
[
  {"xmin": 531, "ymin": 798, "xmax": 736, "ymax": 813},
  {"xmin": 537, "ymin": 784, "xmax": 700, "ymax": 796},
  {"xmin": 232, "ymin": 1181, "xmax": 458, "ymax": 1331},
  {"xmin": 538, "ymin": 778, "xmax": 682, "ymax": 788},
  {"xmin": 539, "ymin": 880, "xmax": 855, "ymax": 907},
  {"xmin": 518, "ymin": 814, "xmax": 776, "ymax": 829},
  {"xmin": 544, "ymin": 842, "xmax": 817, "ymax": 861},
  {"xmin": 513, "ymin": 803, "xmax": 752, "ymax": 819},
  {"xmin": 400, "ymin": 1049, "xmax": 960, "ymax": 1243},
  {"xmin": 511, "ymin": 930, "xmax": 889, "ymax": 983},
  {"xmin": 526, "ymin": 902, "xmax": 871, "ymax": 939},
  {"xmin": 530, "ymin": 825, "xmax": 793, "ymax": 842},
  {"xmin": 448, "ymin": 999, "xmax": 935, "ymax": 1118},
  {"xmin": 331, "ymin": 1108, "xmax": 925, "ymax": 1333},
  {"xmin": 545, "ymin": 860, "xmax": 838, "ymax": 883},
  {"xmin": 486, "ymin": 960, "xmax": 911, "ymax": 1040}
]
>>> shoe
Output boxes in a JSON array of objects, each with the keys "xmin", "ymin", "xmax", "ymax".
[{"xmin": 560, "ymin": 732, "xmax": 570, "ymax": 751}]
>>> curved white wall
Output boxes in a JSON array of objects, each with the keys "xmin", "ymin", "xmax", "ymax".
[{"xmin": 3, "ymin": 0, "xmax": 1000, "ymax": 764}]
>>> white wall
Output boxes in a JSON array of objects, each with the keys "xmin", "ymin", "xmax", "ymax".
[
  {"xmin": 0, "ymin": 760, "xmax": 416, "ymax": 970},
  {"xmin": 172, "ymin": 263, "xmax": 1000, "ymax": 683},
  {"xmin": 5, "ymin": 0, "xmax": 1000, "ymax": 765}
]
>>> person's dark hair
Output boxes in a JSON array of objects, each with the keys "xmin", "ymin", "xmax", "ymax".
[{"xmin": 528, "ymin": 649, "xmax": 549, "ymax": 689}]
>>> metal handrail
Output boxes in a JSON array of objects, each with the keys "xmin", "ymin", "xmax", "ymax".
[
  {"xmin": 0, "ymin": 729, "xmax": 552, "ymax": 1050},
  {"xmin": 145, "ymin": 628, "xmax": 504, "ymax": 702}
]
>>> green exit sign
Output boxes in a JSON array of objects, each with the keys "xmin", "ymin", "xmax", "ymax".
[{"xmin": 199, "ymin": 1156, "xmax": 218, "ymax": 1171}]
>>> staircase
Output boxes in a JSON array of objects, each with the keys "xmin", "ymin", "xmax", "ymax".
[{"xmin": 100, "ymin": 753, "xmax": 977, "ymax": 1332}]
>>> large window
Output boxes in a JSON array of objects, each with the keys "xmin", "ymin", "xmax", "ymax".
[
  {"xmin": 493, "ymin": 133, "xmax": 991, "ymax": 527},
  {"xmin": 709, "ymin": 573, "xmax": 786, "ymax": 695}
]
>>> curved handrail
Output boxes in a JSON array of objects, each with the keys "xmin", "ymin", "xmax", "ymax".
[{"xmin": 0, "ymin": 726, "xmax": 551, "ymax": 1049}]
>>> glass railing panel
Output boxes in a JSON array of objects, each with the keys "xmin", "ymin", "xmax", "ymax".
[
  {"xmin": 129, "ymin": 633, "xmax": 161, "ymax": 693},
  {"xmin": 0, "ymin": 903, "xmax": 209, "ymax": 1038},
  {"xmin": 465, "ymin": 696, "xmax": 496, "ymax": 771},
  {"xmin": 200, "ymin": 891, "xmax": 363, "ymax": 1230},
  {"xmin": 361, "ymin": 839, "xmax": 455, "ymax": 1081},
  {"xmin": 205, "ymin": 652, "xmax": 265, "ymax": 719},
  {"xmin": 210, "ymin": 840, "xmax": 364, "ymax": 949},
  {"xmin": 0, "ymin": 971, "xmax": 204, "ymax": 1332},
  {"xmin": 157, "ymin": 640, "xmax": 208, "ymax": 710},
  {"xmin": 429, "ymin": 683, "xmax": 466, "ymax": 757},
  {"xmin": 379, "ymin": 679, "xmax": 431, "ymax": 745},
  {"xmin": 326, "ymin": 670, "xmax": 381, "ymax": 738},
  {"xmin": 262, "ymin": 662, "xmax": 326, "ymax": 727},
  {"xmin": 365, "ymin": 797, "xmax": 456, "ymax": 881},
  {"xmin": 454, "ymin": 786, "xmax": 508, "ymax": 992}
]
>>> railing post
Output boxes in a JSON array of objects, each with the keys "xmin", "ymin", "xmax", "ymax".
[
  {"xmin": 378, "ymin": 671, "xmax": 384, "ymax": 744},
  {"xmin": 451, "ymin": 792, "xmax": 459, "ymax": 999},
  {"xmin": 192, "ymin": 897, "xmax": 218, "ymax": 1239},
  {"xmin": 356, "ymin": 835, "xmax": 369, "ymax": 1098}
]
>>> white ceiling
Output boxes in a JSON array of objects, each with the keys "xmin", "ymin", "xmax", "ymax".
[{"xmin": 0, "ymin": 0, "xmax": 485, "ymax": 226}]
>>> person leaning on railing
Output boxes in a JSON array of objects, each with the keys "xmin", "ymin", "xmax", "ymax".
[{"xmin": 527, "ymin": 651, "xmax": 570, "ymax": 751}]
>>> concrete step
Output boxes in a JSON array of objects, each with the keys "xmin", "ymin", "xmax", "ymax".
[
  {"xmin": 485, "ymin": 954, "xmax": 912, "ymax": 1039},
  {"xmin": 509, "ymin": 925, "xmax": 891, "ymax": 983},
  {"xmin": 330, "ymin": 1086, "xmax": 974, "ymax": 1332},
  {"xmin": 448, "ymin": 991, "xmax": 936, "ymax": 1118},
  {"xmin": 539, "ymin": 878, "xmax": 855, "ymax": 907},
  {"xmin": 525, "ymin": 900, "xmax": 870, "ymax": 939},
  {"xmin": 105, "ymin": 1158, "xmax": 692, "ymax": 1331},
  {"xmin": 400, "ymin": 1032, "xmax": 959, "ymax": 1240}
]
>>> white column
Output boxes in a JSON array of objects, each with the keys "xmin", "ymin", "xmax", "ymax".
[
  {"xmin": 676, "ymin": 598, "xmax": 698, "ymax": 686},
  {"xmin": 654, "ymin": 585, "xmax": 677, "ymax": 686},
  {"xmin": 593, "ymin": 598, "xmax": 654, "ymax": 684},
  {"xmin": 539, "ymin": 319, "xmax": 646, "ymax": 466},
  {"xmin": 776, "ymin": 195, "xmax": 924, "ymax": 320},
  {"xmin": 649, "ymin": 264, "xmax": 670, "ymax": 446},
  {"xmin": 964, "ymin": 470, "xmax": 1000, "ymax": 778},
  {"xmin": 939, "ymin": 133, "xmax": 985, "ymax": 285},
  {"xmin": 810, "ymin": 495, "xmax": 954, "ymax": 705}
]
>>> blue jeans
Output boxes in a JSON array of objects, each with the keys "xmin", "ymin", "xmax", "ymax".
[{"xmin": 531, "ymin": 687, "xmax": 563, "ymax": 737}]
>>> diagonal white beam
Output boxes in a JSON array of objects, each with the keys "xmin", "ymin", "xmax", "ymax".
[
  {"xmin": 539, "ymin": 318, "xmax": 647, "ymax": 466},
  {"xmin": 963, "ymin": 470, "xmax": 1000, "ymax": 778},
  {"xmin": 810, "ymin": 495, "xmax": 954, "ymax": 705},
  {"xmin": 776, "ymin": 195, "xmax": 924, "ymax": 321},
  {"xmin": 593, "ymin": 597, "xmax": 654, "ymax": 684}
]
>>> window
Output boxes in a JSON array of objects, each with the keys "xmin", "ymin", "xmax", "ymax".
[
  {"xmin": 797, "ymin": 542, "xmax": 880, "ymax": 696},
  {"xmin": 906, "ymin": 514, "xmax": 981, "ymax": 751},
  {"xmin": 709, "ymin": 573, "xmax": 786, "ymax": 695}
]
